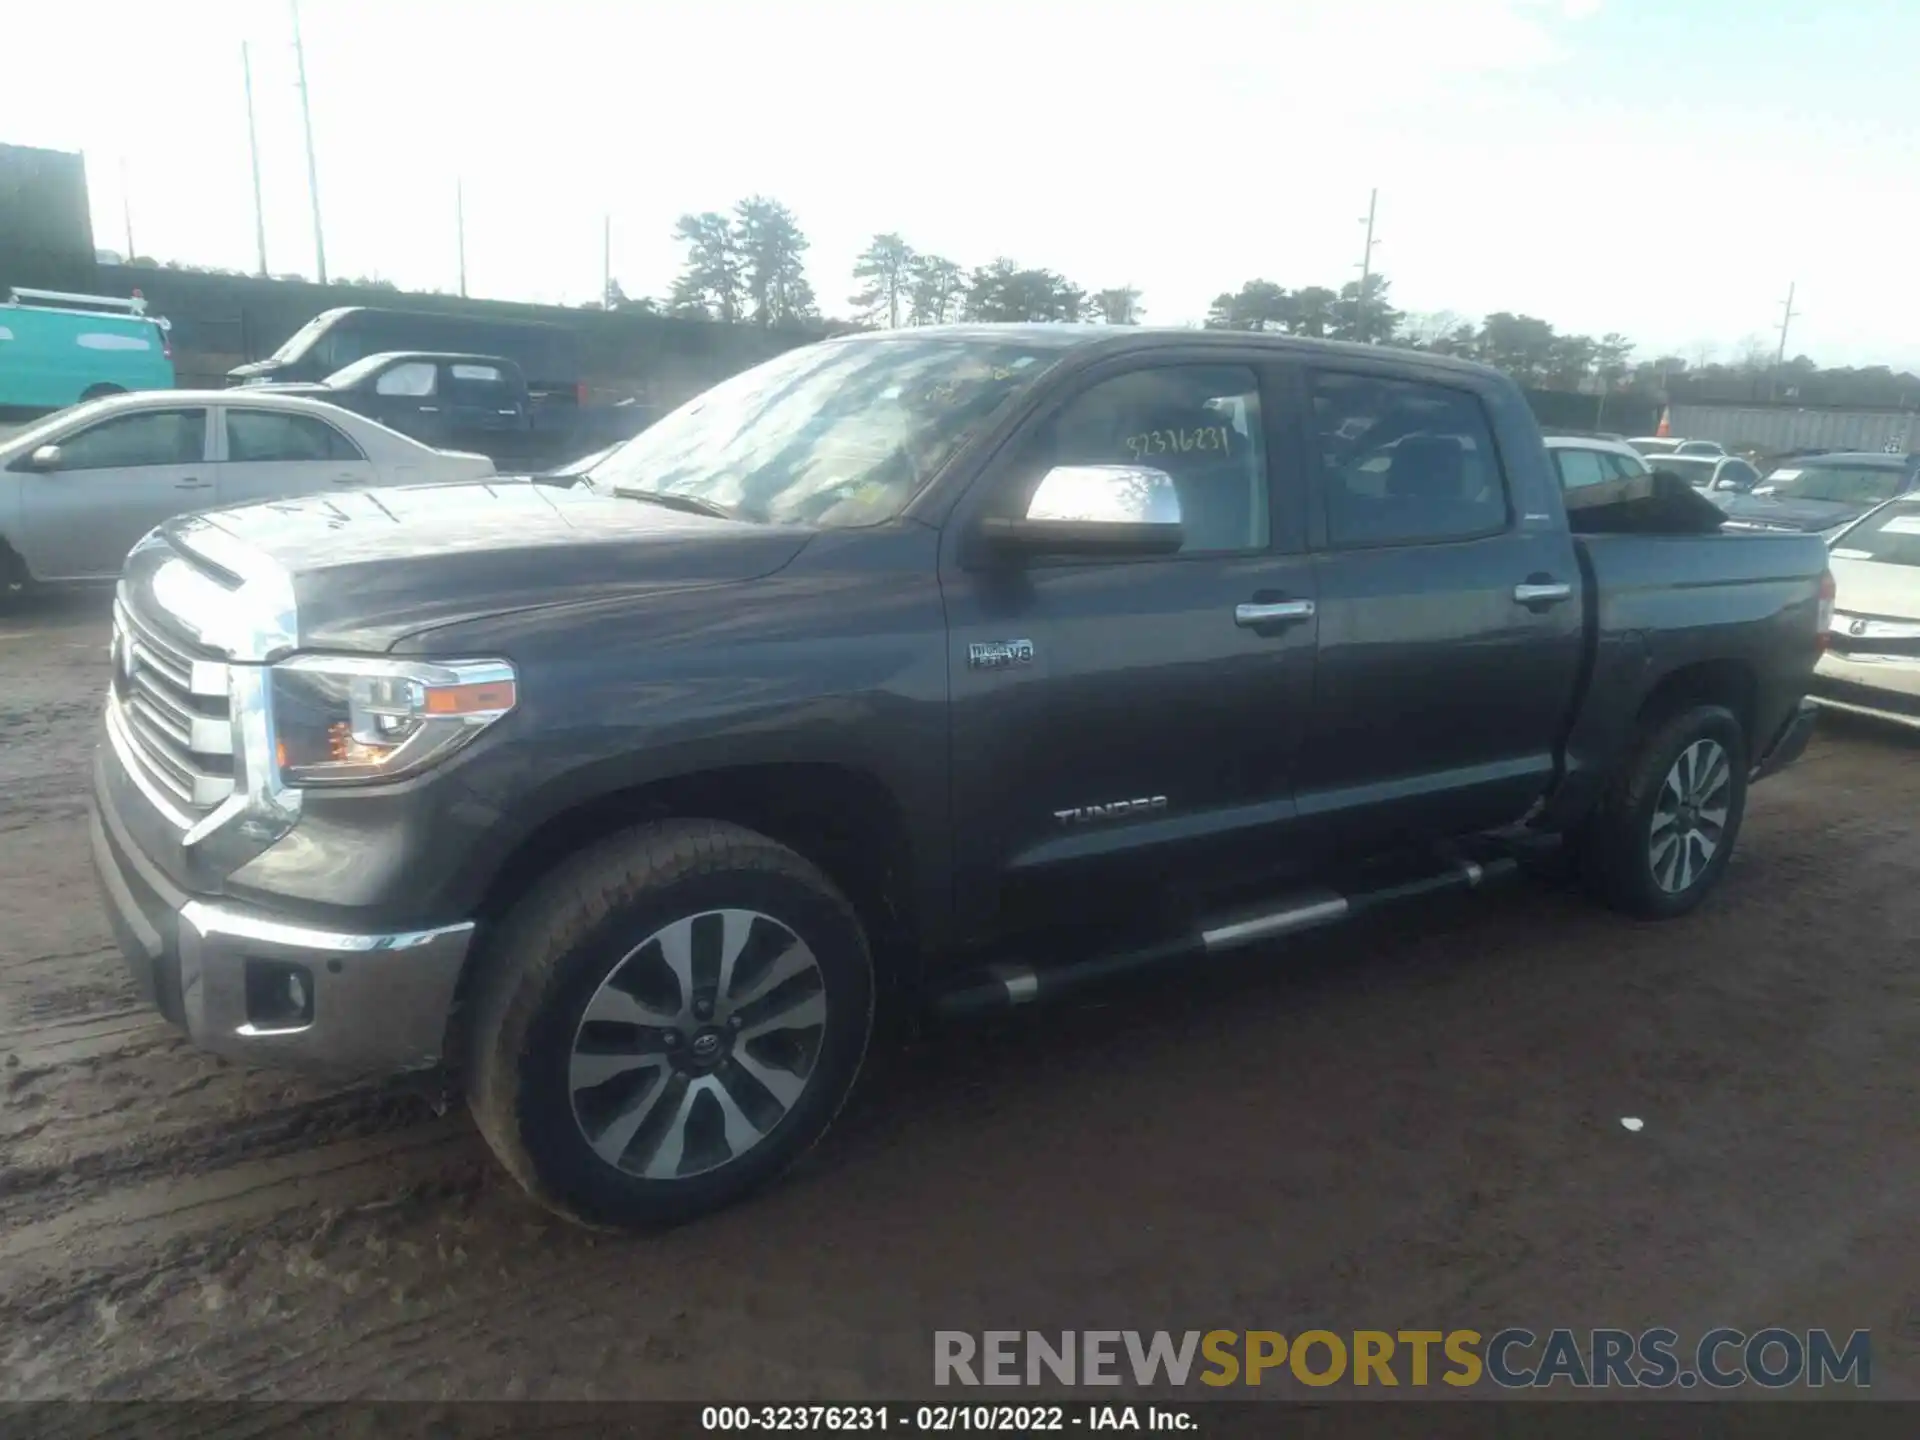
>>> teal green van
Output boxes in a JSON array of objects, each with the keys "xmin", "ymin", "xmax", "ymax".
[{"xmin": 0, "ymin": 288, "xmax": 175, "ymax": 414}]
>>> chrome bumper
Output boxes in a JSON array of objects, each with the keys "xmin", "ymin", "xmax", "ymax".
[{"xmin": 91, "ymin": 789, "xmax": 473, "ymax": 1077}]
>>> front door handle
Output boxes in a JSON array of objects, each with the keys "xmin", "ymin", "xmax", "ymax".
[
  {"xmin": 1513, "ymin": 581, "xmax": 1573, "ymax": 606},
  {"xmin": 1235, "ymin": 599, "xmax": 1316, "ymax": 627},
  {"xmin": 175, "ymin": 477, "xmax": 212, "ymax": 490}
]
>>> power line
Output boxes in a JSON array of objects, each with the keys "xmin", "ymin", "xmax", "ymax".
[
  {"xmin": 1768, "ymin": 281, "xmax": 1797, "ymax": 401},
  {"xmin": 1357, "ymin": 188, "xmax": 1379, "ymax": 341},
  {"xmin": 290, "ymin": 0, "xmax": 327, "ymax": 285},
  {"xmin": 242, "ymin": 43, "xmax": 269, "ymax": 277}
]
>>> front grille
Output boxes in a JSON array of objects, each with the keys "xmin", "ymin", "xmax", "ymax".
[{"xmin": 110, "ymin": 600, "xmax": 235, "ymax": 814}]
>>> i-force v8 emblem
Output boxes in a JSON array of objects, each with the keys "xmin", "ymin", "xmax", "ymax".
[{"xmin": 968, "ymin": 639, "xmax": 1035, "ymax": 670}]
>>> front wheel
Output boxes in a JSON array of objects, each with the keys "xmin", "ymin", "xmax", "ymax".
[
  {"xmin": 464, "ymin": 820, "xmax": 875, "ymax": 1229},
  {"xmin": 1580, "ymin": 704, "xmax": 1749, "ymax": 919}
]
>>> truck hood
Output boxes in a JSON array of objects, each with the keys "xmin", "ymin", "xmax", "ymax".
[
  {"xmin": 137, "ymin": 479, "xmax": 812, "ymax": 652},
  {"xmin": 1714, "ymin": 493, "xmax": 1867, "ymax": 532}
]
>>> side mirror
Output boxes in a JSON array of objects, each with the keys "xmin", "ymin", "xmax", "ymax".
[
  {"xmin": 979, "ymin": 464, "xmax": 1185, "ymax": 559},
  {"xmin": 26, "ymin": 444, "xmax": 63, "ymax": 472}
]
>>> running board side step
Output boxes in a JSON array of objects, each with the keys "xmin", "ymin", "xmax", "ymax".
[{"xmin": 931, "ymin": 856, "xmax": 1517, "ymax": 1018}]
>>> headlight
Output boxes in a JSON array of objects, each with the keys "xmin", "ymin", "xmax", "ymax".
[{"xmin": 270, "ymin": 655, "xmax": 516, "ymax": 785}]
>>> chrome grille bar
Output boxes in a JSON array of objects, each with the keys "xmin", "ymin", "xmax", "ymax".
[{"xmin": 110, "ymin": 599, "xmax": 236, "ymax": 818}]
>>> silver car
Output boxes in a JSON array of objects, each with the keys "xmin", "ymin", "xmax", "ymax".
[{"xmin": 1, "ymin": 389, "xmax": 494, "ymax": 592}]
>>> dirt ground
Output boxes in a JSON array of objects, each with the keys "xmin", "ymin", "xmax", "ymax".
[{"xmin": 2, "ymin": 589, "xmax": 1917, "ymax": 1402}]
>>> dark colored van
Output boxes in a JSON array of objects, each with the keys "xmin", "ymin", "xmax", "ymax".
[{"xmin": 228, "ymin": 307, "xmax": 581, "ymax": 458}]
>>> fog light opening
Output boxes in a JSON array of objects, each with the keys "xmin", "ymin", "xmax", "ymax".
[{"xmin": 243, "ymin": 959, "xmax": 316, "ymax": 1031}]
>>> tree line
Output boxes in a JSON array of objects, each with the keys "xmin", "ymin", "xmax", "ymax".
[{"xmin": 649, "ymin": 199, "xmax": 1919, "ymax": 409}]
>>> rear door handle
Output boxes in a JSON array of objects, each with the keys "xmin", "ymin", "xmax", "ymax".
[
  {"xmin": 1235, "ymin": 599, "xmax": 1316, "ymax": 627},
  {"xmin": 1513, "ymin": 581, "xmax": 1573, "ymax": 606}
]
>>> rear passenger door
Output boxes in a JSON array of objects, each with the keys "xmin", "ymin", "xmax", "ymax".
[
  {"xmin": 215, "ymin": 407, "xmax": 377, "ymax": 505},
  {"xmin": 1298, "ymin": 368, "xmax": 1585, "ymax": 852},
  {"xmin": 441, "ymin": 360, "xmax": 527, "ymax": 459},
  {"xmin": 364, "ymin": 360, "xmax": 451, "ymax": 447}
]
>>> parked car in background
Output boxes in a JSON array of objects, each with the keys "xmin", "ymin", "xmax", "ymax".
[
  {"xmin": 1716, "ymin": 451, "xmax": 1920, "ymax": 537},
  {"xmin": 1543, "ymin": 433, "xmax": 1653, "ymax": 491},
  {"xmin": 0, "ymin": 288, "xmax": 174, "ymax": 416},
  {"xmin": 227, "ymin": 306, "xmax": 583, "ymax": 464},
  {"xmin": 252, "ymin": 351, "xmax": 535, "ymax": 467},
  {"xmin": 1629, "ymin": 436, "xmax": 1726, "ymax": 458},
  {"xmin": 1811, "ymin": 494, "xmax": 1920, "ymax": 729},
  {"xmin": 0, "ymin": 389, "xmax": 493, "ymax": 593},
  {"xmin": 1647, "ymin": 453, "xmax": 1763, "ymax": 496}
]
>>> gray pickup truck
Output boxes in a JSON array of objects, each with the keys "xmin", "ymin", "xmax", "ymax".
[{"xmin": 91, "ymin": 327, "xmax": 1830, "ymax": 1229}]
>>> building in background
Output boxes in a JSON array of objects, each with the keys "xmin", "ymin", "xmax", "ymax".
[{"xmin": 0, "ymin": 144, "xmax": 98, "ymax": 294}]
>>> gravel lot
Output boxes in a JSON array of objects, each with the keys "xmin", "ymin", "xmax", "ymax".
[{"xmin": 1, "ymin": 589, "xmax": 1916, "ymax": 1401}]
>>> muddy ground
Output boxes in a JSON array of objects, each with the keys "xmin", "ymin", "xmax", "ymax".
[{"xmin": 1, "ymin": 590, "xmax": 1916, "ymax": 1401}]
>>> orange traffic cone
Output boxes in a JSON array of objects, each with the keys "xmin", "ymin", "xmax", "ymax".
[{"xmin": 1655, "ymin": 406, "xmax": 1672, "ymax": 437}]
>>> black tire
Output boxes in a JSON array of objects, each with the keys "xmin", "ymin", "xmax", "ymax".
[
  {"xmin": 464, "ymin": 819, "xmax": 875, "ymax": 1230},
  {"xmin": 0, "ymin": 543, "xmax": 32, "ymax": 603},
  {"xmin": 79, "ymin": 383, "xmax": 125, "ymax": 401},
  {"xmin": 1579, "ymin": 704, "xmax": 1749, "ymax": 919}
]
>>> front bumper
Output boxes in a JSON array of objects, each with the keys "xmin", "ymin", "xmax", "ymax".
[
  {"xmin": 91, "ymin": 759, "xmax": 474, "ymax": 1077},
  {"xmin": 1808, "ymin": 652, "xmax": 1920, "ymax": 732},
  {"xmin": 1751, "ymin": 698, "xmax": 1819, "ymax": 782}
]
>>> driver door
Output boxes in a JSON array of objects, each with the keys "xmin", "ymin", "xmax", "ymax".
[
  {"xmin": 15, "ymin": 407, "xmax": 211, "ymax": 580},
  {"xmin": 940, "ymin": 355, "xmax": 1319, "ymax": 936}
]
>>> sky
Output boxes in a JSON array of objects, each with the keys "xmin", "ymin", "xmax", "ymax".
[{"xmin": 6, "ymin": 0, "xmax": 1919, "ymax": 370}]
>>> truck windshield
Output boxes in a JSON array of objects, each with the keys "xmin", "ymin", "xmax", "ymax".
[
  {"xmin": 582, "ymin": 338, "xmax": 1060, "ymax": 527},
  {"xmin": 268, "ymin": 312, "xmax": 339, "ymax": 363},
  {"xmin": 1759, "ymin": 463, "xmax": 1905, "ymax": 505},
  {"xmin": 1832, "ymin": 501, "xmax": 1920, "ymax": 566}
]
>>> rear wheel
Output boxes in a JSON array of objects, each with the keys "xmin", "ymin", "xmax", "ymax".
[
  {"xmin": 0, "ymin": 544, "xmax": 33, "ymax": 604},
  {"xmin": 1580, "ymin": 704, "xmax": 1748, "ymax": 919},
  {"xmin": 464, "ymin": 819, "xmax": 875, "ymax": 1229}
]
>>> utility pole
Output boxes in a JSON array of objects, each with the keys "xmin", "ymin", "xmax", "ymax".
[
  {"xmin": 1356, "ymin": 188, "xmax": 1380, "ymax": 342},
  {"xmin": 456, "ymin": 179, "xmax": 467, "ymax": 297},
  {"xmin": 1768, "ymin": 281, "xmax": 1797, "ymax": 403},
  {"xmin": 242, "ymin": 42, "xmax": 269, "ymax": 277},
  {"xmin": 118, "ymin": 157, "xmax": 135, "ymax": 261},
  {"xmin": 290, "ymin": 0, "xmax": 327, "ymax": 285},
  {"xmin": 602, "ymin": 214, "xmax": 612, "ymax": 308}
]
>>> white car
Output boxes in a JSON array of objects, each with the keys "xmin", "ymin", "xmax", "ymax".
[
  {"xmin": 1542, "ymin": 433, "xmax": 1655, "ymax": 491},
  {"xmin": 1, "ymin": 389, "xmax": 494, "ymax": 590},
  {"xmin": 1812, "ymin": 495, "xmax": 1920, "ymax": 729},
  {"xmin": 1628, "ymin": 436, "xmax": 1726, "ymax": 458}
]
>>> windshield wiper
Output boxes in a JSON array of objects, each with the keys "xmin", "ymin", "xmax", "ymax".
[{"xmin": 612, "ymin": 487, "xmax": 737, "ymax": 520}]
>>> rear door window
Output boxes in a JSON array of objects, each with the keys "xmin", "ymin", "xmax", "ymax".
[
  {"xmin": 226, "ymin": 409, "xmax": 363, "ymax": 462},
  {"xmin": 1311, "ymin": 373, "xmax": 1509, "ymax": 546},
  {"xmin": 1552, "ymin": 447, "xmax": 1612, "ymax": 490}
]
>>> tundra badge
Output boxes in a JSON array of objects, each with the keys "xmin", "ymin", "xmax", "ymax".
[{"xmin": 1054, "ymin": 796, "xmax": 1169, "ymax": 826}]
